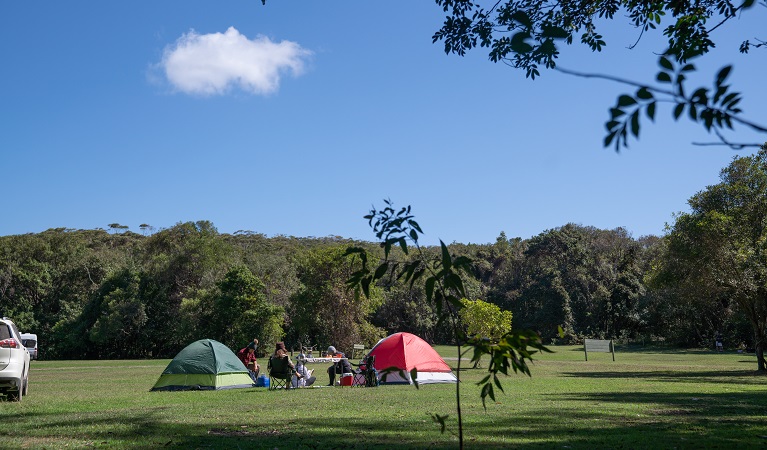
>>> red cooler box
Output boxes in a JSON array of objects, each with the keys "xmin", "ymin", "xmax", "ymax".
[{"xmin": 340, "ymin": 373, "xmax": 353, "ymax": 386}]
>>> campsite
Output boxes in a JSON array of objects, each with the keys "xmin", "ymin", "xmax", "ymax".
[
  {"xmin": 2, "ymin": 2, "xmax": 766, "ymax": 449},
  {"xmin": 4, "ymin": 344, "xmax": 766, "ymax": 449}
]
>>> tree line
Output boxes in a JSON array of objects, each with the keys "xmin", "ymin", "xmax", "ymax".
[{"xmin": 2, "ymin": 149, "xmax": 765, "ymax": 369}]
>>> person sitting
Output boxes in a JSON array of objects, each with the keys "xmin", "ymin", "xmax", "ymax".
[
  {"xmin": 326, "ymin": 345, "xmax": 353, "ymax": 386},
  {"xmin": 271, "ymin": 342, "xmax": 301, "ymax": 377},
  {"xmin": 237, "ymin": 345, "xmax": 260, "ymax": 383},
  {"xmin": 292, "ymin": 353, "xmax": 317, "ymax": 387}
]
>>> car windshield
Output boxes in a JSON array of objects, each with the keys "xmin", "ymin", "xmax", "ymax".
[
  {"xmin": 0, "ymin": 324, "xmax": 10, "ymax": 340},
  {"xmin": 23, "ymin": 339, "xmax": 37, "ymax": 347}
]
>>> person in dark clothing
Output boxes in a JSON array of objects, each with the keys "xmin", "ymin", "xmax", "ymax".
[
  {"xmin": 237, "ymin": 346, "xmax": 259, "ymax": 382},
  {"xmin": 326, "ymin": 345, "xmax": 353, "ymax": 386}
]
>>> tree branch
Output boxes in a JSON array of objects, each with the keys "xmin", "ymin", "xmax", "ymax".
[
  {"xmin": 693, "ymin": 129, "xmax": 764, "ymax": 149},
  {"xmin": 554, "ymin": 66, "xmax": 677, "ymax": 97},
  {"xmin": 557, "ymin": 65, "xmax": 767, "ymax": 130}
]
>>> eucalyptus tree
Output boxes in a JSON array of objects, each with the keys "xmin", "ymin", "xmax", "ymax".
[
  {"xmin": 140, "ymin": 221, "xmax": 238, "ymax": 355},
  {"xmin": 290, "ymin": 246, "xmax": 384, "ymax": 353},
  {"xmin": 503, "ymin": 224, "xmax": 647, "ymax": 341},
  {"xmin": 203, "ymin": 266, "xmax": 283, "ymax": 351},
  {"xmin": 656, "ymin": 145, "xmax": 767, "ymax": 371}
]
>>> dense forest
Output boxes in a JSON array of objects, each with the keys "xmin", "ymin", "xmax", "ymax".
[
  {"xmin": 0, "ymin": 221, "xmax": 749, "ymax": 360},
  {"xmin": 2, "ymin": 149, "xmax": 766, "ymax": 368}
]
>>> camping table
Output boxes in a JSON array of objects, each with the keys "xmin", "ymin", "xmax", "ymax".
[
  {"xmin": 301, "ymin": 357, "xmax": 346, "ymax": 364},
  {"xmin": 301, "ymin": 357, "xmax": 365, "ymax": 386}
]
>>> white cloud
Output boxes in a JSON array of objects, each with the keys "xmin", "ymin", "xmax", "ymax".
[{"xmin": 159, "ymin": 27, "xmax": 311, "ymax": 96}]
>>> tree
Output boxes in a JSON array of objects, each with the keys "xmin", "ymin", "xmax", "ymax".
[
  {"xmin": 107, "ymin": 223, "xmax": 129, "ymax": 234},
  {"xmin": 291, "ymin": 246, "xmax": 384, "ymax": 353},
  {"xmin": 460, "ymin": 298, "xmax": 513, "ymax": 340},
  {"xmin": 657, "ymin": 145, "xmax": 767, "ymax": 371},
  {"xmin": 87, "ymin": 269, "xmax": 147, "ymax": 358},
  {"xmin": 373, "ymin": 282, "xmax": 439, "ymax": 342},
  {"xmin": 205, "ymin": 266, "xmax": 284, "ymax": 351},
  {"xmin": 432, "ymin": 0, "xmax": 766, "ymax": 149},
  {"xmin": 346, "ymin": 200, "xmax": 550, "ymax": 449}
]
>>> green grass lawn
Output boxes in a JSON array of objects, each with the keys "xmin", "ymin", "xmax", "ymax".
[{"xmin": 2, "ymin": 346, "xmax": 765, "ymax": 449}]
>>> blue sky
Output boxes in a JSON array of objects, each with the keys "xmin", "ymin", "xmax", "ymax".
[{"xmin": 2, "ymin": 2, "xmax": 765, "ymax": 245}]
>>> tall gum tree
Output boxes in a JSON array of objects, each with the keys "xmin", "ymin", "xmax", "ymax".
[{"xmin": 658, "ymin": 144, "xmax": 767, "ymax": 371}]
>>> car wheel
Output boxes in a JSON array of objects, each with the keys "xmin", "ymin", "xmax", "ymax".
[
  {"xmin": 8, "ymin": 387, "xmax": 21, "ymax": 402},
  {"xmin": 22, "ymin": 375, "xmax": 29, "ymax": 396}
]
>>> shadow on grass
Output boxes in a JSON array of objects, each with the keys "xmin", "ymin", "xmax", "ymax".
[
  {"xmin": 550, "ymin": 390, "xmax": 767, "ymax": 420},
  {"xmin": 9, "ymin": 409, "xmax": 463, "ymax": 450},
  {"xmin": 558, "ymin": 344, "xmax": 758, "ymax": 356},
  {"xmin": 477, "ymin": 389, "xmax": 767, "ymax": 448},
  {"xmin": 10, "ymin": 394, "xmax": 767, "ymax": 450},
  {"xmin": 562, "ymin": 369, "xmax": 766, "ymax": 385}
]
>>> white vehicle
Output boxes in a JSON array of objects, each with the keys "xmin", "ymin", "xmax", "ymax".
[
  {"xmin": 21, "ymin": 333, "xmax": 38, "ymax": 360},
  {"xmin": 0, "ymin": 317, "xmax": 30, "ymax": 401}
]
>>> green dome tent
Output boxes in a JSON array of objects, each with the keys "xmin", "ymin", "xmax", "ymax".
[{"xmin": 151, "ymin": 339, "xmax": 253, "ymax": 391}]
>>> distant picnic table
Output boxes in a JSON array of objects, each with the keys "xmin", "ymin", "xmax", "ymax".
[{"xmin": 584, "ymin": 339, "xmax": 615, "ymax": 361}]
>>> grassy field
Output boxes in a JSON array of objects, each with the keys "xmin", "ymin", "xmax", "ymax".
[{"xmin": 2, "ymin": 345, "xmax": 765, "ymax": 449}]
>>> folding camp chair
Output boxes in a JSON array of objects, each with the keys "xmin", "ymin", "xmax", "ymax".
[
  {"xmin": 362, "ymin": 354, "xmax": 378, "ymax": 387},
  {"xmin": 267, "ymin": 355, "xmax": 295, "ymax": 390},
  {"xmin": 351, "ymin": 354, "xmax": 378, "ymax": 387}
]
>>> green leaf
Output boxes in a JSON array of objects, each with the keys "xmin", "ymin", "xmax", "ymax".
[
  {"xmin": 447, "ymin": 272, "xmax": 466, "ymax": 298},
  {"xmin": 610, "ymin": 108, "xmax": 626, "ymax": 118},
  {"xmin": 636, "ymin": 87, "xmax": 653, "ymax": 100},
  {"xmin": 481, "ymin": 383, "xmax": 495, "ymax": 408},
  {"xmin": 716, "ymin": 65, "xmax": 732, "ymax": 86},
  {"xmin": 617, "ymin": 95, "xmax": 637, "ymax": 106},
  {"xmin": 659, "ymin": 56, "xmax": 673, "ymax": 70},
  {"xmin": 399, "ymin": 237, "xmax": 408, "ymax": 255},
  {"xmin": 440, "ymin": 241, "xmax": 452, "ymax": 271},
  {"xmin": 373, "ymin": 262, "xmax": 389, "ymax": 281},
  {"xmin": 673, "ymin": 103, "xmax": 684, "ymax": 120},
  {"xmin": 646, "ymin": 101, "xmax": 656, "ymax": 121},
  {"xmin": 657, "ymin": 72, "xmax": 672, "ymax": 83},
  {"xmin": 411, "ymin": 268, "xmax": 425, "ymax": 286},
  {"xmin": 425, "ymin": 277, "xmax": 436, "ymax": 302},
  {"xmin": 690, "ymin": 87, "xmax": 708, "ymax": 104},
  {"xmin": 630, "ymin": 111, "xmax": 640, "ymax": 137},
  {"xmin": 493, "ymin": 374, "xmax": 504, "ymax": 392}
]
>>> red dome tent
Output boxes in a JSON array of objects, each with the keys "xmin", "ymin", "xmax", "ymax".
[{"xmin": 367, "ymin": 332, "xmax": 457, "ymax": 385}]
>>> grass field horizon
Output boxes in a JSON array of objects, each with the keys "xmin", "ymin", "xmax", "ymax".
[{"xmin": 3, "ymin": 344, "xmax": 765, "ymax": 449}]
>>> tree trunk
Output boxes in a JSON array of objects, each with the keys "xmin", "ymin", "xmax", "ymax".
[{"xmin": 756, "ymin": 331, "xmax": 766, "ymax": 372}]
